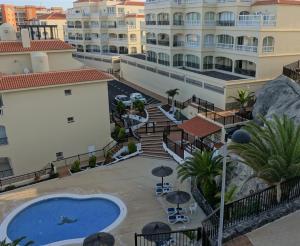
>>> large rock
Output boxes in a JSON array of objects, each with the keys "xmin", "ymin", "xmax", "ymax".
[{"xmin": 253, "ymin": 75, "xmax": 300, "ymax": 124}]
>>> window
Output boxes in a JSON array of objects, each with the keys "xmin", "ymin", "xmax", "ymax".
[
  {"xmin": 64, "ymin": 89, "xmax": 72, "ymax": 96},
  {"xmin": 0, "ymin": 126, "xmax": 7, "ymax": 145},
  {"xmin": 67, "ymin": 117, "xmax": 75, "ymax": 123},
  {"xmin": 56, "ymin": 152, "xmax": 64, "ymax": 160},
  {"xmin": 0, "ymin": 157, "xmax": 13, "ymax": 178}
]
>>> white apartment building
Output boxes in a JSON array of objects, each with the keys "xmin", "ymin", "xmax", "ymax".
[
  {"xmin": 66, "ymin": 0, "xmax": 145, "ymax": 72},
  {"xmin": 121, "ymin": 0, "xmax": 300, "ymax": 109}
]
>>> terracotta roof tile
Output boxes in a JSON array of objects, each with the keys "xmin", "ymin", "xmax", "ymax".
[
  {"xmin": 252, "ymin": 0, "xmax": 300, "ymax": 5},
  {"xmin": 37, "ymin": 13, "xmax": 66, "ymax": 20},
  {"xmin": 178, "ymin": 116, "xmax": 222, "ymax": 138},
  {"xmin": 0, "ymin": 69, "xmax": 112, "ymax": 91},
  {"xmin": 0, "ymin": 40, "xmax": 74, "ymax": 53}
]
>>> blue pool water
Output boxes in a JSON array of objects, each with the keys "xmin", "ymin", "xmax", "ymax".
[{"xmin": 7, "ymin": 197, "xmax": 121, "ymax": 245}]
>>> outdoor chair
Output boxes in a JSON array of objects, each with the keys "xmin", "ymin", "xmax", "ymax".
[
  {"xmin": 156, "ymin": 182, "xmax": 171, "ymax": 188},
  {"xmin": 168, "ymin": 214, "xmax": 190, "ymax": 224},
  {"xmin": 166, "ymin": 207, "xmax": 186, "ymax": 216},
  {"xmin": 189, "ymin": 202, "xmax": 198, "ymax": 215},
  {"xmin": 156, "ymin": 187, "xmax": 172, "ymax": 196}
]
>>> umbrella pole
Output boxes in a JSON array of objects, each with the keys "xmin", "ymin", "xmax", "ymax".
[{"xmin": 162, "ymin": 176, "xmax": 164, "ymax": 189}]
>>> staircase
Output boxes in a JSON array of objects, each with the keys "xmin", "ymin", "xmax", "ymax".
[{"xmin": 139, "ymin": 105, "xmax": 172, "ymax": 159}]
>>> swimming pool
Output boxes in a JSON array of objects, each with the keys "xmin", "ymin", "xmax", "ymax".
[{"xmin": 0, "ymin": 194, "xmax": 127, "ymax": 246}]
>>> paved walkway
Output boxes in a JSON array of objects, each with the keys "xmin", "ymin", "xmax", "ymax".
[
  {"xmin": 0, "ymin": 157, "xmax": 206, "ymax": 245},
  {"xmin": 247, "ymin": 209, "xmax": 300, "ymax": 246}
]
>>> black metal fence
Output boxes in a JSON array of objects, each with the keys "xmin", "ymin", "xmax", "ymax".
[
  {"xmin": 138, "ymin": 120, "xmax": 179, "ymax": 135},
  {"xmin": 135, "ymin": 227, "xmax": 211, "ymax": 246},
  {"xmin": 163, "ymin": 131, "xmax": 184, "ymax": 159},
  {"xmin": 202, "ymin": 176, "xmax": 300, "ymax": 241}
]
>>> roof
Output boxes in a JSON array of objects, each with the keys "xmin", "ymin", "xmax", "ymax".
[
  {"xmin": 252, "ymin": 0, "xmax": 300, "ymax": 5},
  {"xmin": 123, "ymin": 1, "xmax": 145, "ymax": 5},
  {"xmin": 178, "ymin": 116, "xmax": 222, "ymax": 138},
  {"xmin": 0, "ymin": 69, "xmax": 112, "ymax": 92},
  {"xmin": 126, "ymin": 14, "xmax": 144, "ymax": 18},
  {"xmin": 0, "ymin": 40, "xmax": 74, "ymax": 53},
  {"xmin": 37, "ymin": 13, "xmax": 66, "ymax": 20}
]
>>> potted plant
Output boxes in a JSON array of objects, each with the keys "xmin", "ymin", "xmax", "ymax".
[
  {"xmin": 166, "ymin": 88, "xmax": 180, "ymax": 114},
  {"xmin": 70, "ymin": 160, "xmax": 81, "ymax": 173},
  {"xmin": 117, "ymin": 127, "xmax": 126, "ymax": 142},
  {"xmin": 229, "ymin": 89, "xmax": 254, "ymax": 117},
  {"xmin": 105, "ymin": 150, "xmax": 113, "ymax": 164},
  {"xmin": 89, "ymin": 155, "xmax": 97, "ymax": 168},
  {"xmin": 128, "ymin": 141, "xmax": 137, "ymax": 154}
]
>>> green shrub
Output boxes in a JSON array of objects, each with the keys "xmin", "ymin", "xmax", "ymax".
[
  {"xmin": 71, "ymin": 160, "xmax": 81, "ymax": 173},
  {"xmin": 112, "ymin": 125, "xmax": 120, "ymax": 139},
  {"xmin": 117, "ymin": 128, "xmax": 126, "ymax": 142},
  {"xmin": 105, "ymin": 150, "xmax": 113, "ymax": 164},
  {"xmin": 128, "ymin": 141, "xmax": 137, "ymax": 154},
  {"xmin": 4, "ymin": 185, "xmax": 16, "ymax": 191},
  {"xmin": 133, "ymin": 100, "xmax": 145, "ymax": 113},
  {"xmin": 89, "ymin": 155, "xmax": 97, "ymax": 168}
]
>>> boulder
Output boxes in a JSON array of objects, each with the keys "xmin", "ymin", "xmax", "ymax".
[{"xmin": 253, "ymin": 75, "xmax": 300, "ymax": 124}]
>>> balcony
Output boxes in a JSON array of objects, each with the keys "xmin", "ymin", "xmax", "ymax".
[
  {"xmin": 173, "ymin": 20, "xmax": 184, "ymax": 26},
  {"xmin": 173, "ymin": 60, "xmax": 184, "ymax": 67},
  {"xmin": 146, "ymin": 39, "xmax": 157, "ymax": 45},
  {"xmin": 186, "ymin": 62, "xmax": 200, "ymax": 69},
  {"xmin": 173, "ymin": 41, "xmax": 185, "ymax": 47},
  {"xmin": 157, "ymin": 21, "xmax": 170, "ymax": 25},
  {"xmin": 216, "ymin": 43, "xmax": 234, "ymax": 49},
  {"xmin": 185, "ymin": 20, "xmax": 200, "ymax": 26},
  {"xmin": 216, "ymin": 20, "xmax": 235, "ymax": 26},
  {"xmin": 204, "ymin": 42, "xmax": 215, "ymax": 48},
  {"xmin": 234, "ymin": 67, "xmax": 256, "ymax": 77},
  {"xmin": 158, "ymin": 40, "xmax": 170, "ymax": 46},
  {"xmin": 185, "ymin": 41, "xmax": 200, "ymax": 48},
  {"xmin": 215, "ymin": 64, "xmax": 232, "ymax": 72},
  {"xmin": 158, "ymin": 59, "xmax": 170, "ymax": 66},
  {"xmin": 236, "ymin": 45, "xmax": 257, "ymax": 53},
  {"xmin": 262, "ymin": 46, "xmax": 274, "ymax": 53},
  {"xmin": 0, "ymin": 137, "xmax": 8, "ymax": 145},
  {"xmin": 146, "ymin": 21, "xmax": 156, "ymax": 25},
  {"xmin": 237, "ymin": 15, "xmax": 276, "ymax": 27},
  {"xmin": 204, "ymin": 20, "xmax": 215, "ymax": 26},
  {"xmin": 147, "ymin": 57, "xmax": 157, "ymax": 63}
]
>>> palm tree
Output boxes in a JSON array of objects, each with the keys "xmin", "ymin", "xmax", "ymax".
[
  {"xmin": 177, "ymin": 150, "xmax": 223, "ymax": 205},
  {"xmin": 116, "ymin": 101, "xmax": 126, "ymax": 117},
  {"xmin": 166, "ymin": 88, "xmax": 179, "ymax": 114},
  {"xmin": 229, "ymin": 115, "xmax": 300, "ymax": 202},
  {"xmin": 230, "ymin": 89, "xmax": 254, "ymax": 116}
]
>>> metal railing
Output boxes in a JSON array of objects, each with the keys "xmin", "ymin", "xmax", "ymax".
[
  {"xmin": 163, "ymin": 130, "xmax": 184, "ymax": 158},
  {"xmin": 138, "ymin": 120, "xmax": 179, "ymax": 134},
  {"xmin": 202, "ymin": 176, "xmax": 300, "ymax": 242},
  {"xmin": 135, "ymin": 228, "xmax": 207, "ymax": 246}
]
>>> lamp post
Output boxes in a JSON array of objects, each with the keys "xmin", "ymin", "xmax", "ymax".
[{"xmin": 217, "ymin": 129, "xmax": 251, "ymax": 246}]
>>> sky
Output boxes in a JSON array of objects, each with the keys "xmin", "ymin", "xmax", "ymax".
[{"xmin": 0, "ymin": 0, "xmax": 74, "ymax": 9}]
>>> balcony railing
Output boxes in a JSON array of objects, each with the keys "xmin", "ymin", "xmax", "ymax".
[
  {"xmin": 216, "ymin": 43, "xmax": 234, "ymax": 49},
  {"xmin": 234, "ymin": 67, "xmax": 256, "ymax": 77},
  {"xmin": 185, "ymin": 41, "xmax": 200, "ymax": 48},
  {"xmin": 204, "ymin": 42, "xmax": 215, "ymax": 48},
  {"xmin": 158, "ymin": 59, "xmax": 170, "ymax": 66},
  {"xmin": 204, "ymin": 20, "xmax": 215, "ymax": 26},
  {"xmin": 186, "ymin": 62, "xmax": 200, "ymax": 69},
  {"xmin": 263, "ymin": 46, "xmax": 274, "ymax": 53},
  {"xmin": 236, "ymin": 45, "xmax": 257, "ymax": 53},
  {"xmin": 173, "ymin": 60, "xmax": 184, "ymax": 67},
  {"xmin": 215, "ymin": 64, "xmax": 232, "ymax": 72},
  {"xmin": 74, "ymin": 25, "xmax": 82, "ymax": 28},
  {"xmin": 146, "ymin": 20, "xmax": 156, "ymax": 25},
  {"xmin": 146, "ymin": 39, "xmax": 157, "ymax": 45},
  {"xmin": 173, "ymin": 41, "xmax": 185, "ymax": 47},
  {"xmin": 237, "ymin": 15, "xmax": 276, "ymax": 27},
  {"xmin": 157, "ymin": 21, "xmax": 170, "ymax": 25},
  {"xmin": 0, "ymin": 137, "xmax": 8, "ymax": 145},
  {"xmin": 185, "ymin": 20, "xmax": 200, "ymax": 26},
  {"xmin": 158, "ymin": 40, "xmax": 170, "ymax": 46},
  {"xmin": 216, "ymin": 20, "xmax": 235, "ymax": 26},
  {"xmin": 173, "ymin": 20, "xmax": 184, "ymax": 26}
]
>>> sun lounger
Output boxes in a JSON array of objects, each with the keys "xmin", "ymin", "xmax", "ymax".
[
  {"xmin": 168, "ymin": 214, "xmax": 190, "ymax": 224},
  {"xmin": 156, "ymin": 187, "xmax": 172, "ymax": 196},
  {"xmin": 156, "ymin": 182, "xmax": 171, "ymax": 188},
  {"xmin": 166, "ymin": 207, "xmax": 186, "ymax": 216}
]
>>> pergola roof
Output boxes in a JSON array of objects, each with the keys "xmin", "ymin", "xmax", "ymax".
[{"xmin": 178, "ymin": 116, "xmax": 222, "ymax": 138}]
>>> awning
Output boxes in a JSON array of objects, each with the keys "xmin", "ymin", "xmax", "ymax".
[{"xmin": 178, "ymin": 116, "xmax": 222, "ymax": 138}]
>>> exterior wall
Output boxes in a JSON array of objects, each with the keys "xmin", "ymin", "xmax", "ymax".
[
  {"xmin": 0, "ymin": 81, "xmax": 111, "ymax": 175},
  {"xmin": 38, "ymin": 18, "xmax": 66, "ymax": 40},
  {"xmin": 0, "ymin": 51, "xmax": 83, "ymax": 75}
]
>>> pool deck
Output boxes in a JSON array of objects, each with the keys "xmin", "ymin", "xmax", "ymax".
[{"xmin": 0, "ymin": 156, "xmax": 206, "ymax": 245}]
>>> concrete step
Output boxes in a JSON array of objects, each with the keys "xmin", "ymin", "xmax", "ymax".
[
  {"xmin": 139, "ymin": 133, "xmax": 164, "ymax": 138},
  {"xmin": 142, "ymin": 149, "xmax": 168, "ymax": 155},
  {"xmin": 142, "ymin": 146, "xmax": 164, "ymax": 151},
  {"xmin": 141, "ymin": 153, "xmax": 171, "ymax": 160},
  {"xmin": 141, "ymin": 142, "xmax": 163, "ymax": 147}
]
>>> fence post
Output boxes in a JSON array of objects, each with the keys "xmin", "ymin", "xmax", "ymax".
[{"xmin": 134, "ymin": 233, "xmax": 138, "ymax": 246}]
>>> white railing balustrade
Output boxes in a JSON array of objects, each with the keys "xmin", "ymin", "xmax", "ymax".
[
  {"xmin": 262, "ymin": 46, "xmax": 274, "ymax": 53},
  {"xmin": 216, "ymin": 43, "xmax": 234, "ymax": 49},
  {"xmin": 236, "ymin": 45, "xmax": 257, "ymax": 53}
]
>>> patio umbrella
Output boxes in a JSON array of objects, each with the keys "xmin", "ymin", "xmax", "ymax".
[
  {"xmin": 142, "ymin": 221, "xmax": 171, "ymax": 242},
  {"xmin": 151, "ymin": 166, "xmax": 173, "ymax": 188},
  {"xmin": 83, "ymin": 232, "xmax": 115, "ymax": 246},
  {"xmin": 166, "ymin": 190, "xmax": 191, "ymax": 210}
]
